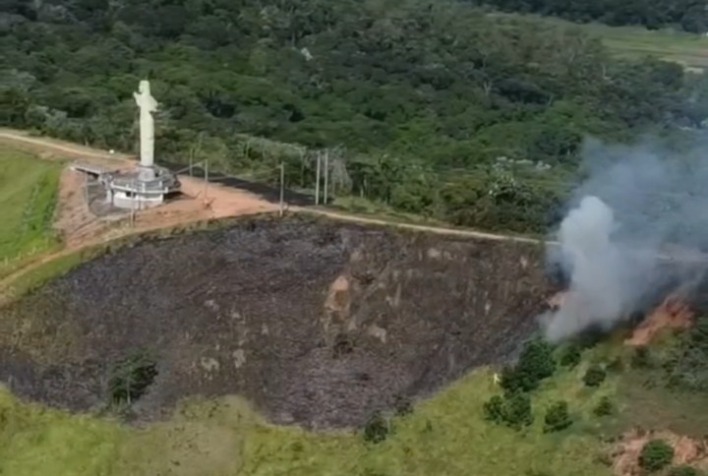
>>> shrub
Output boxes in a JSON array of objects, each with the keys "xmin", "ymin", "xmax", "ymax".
[
  {"xmin": 583, "ymin": 364, "xmax": 607, "ymax": 387},
  {"xmin": 606, "ymin": 356, "xmax": 624, "ymax": 373},
  {"xmin": 501, "ymin": 338, "xmax": 556, "ymax": 393},
  {"xmin": 662, "ymin": 316, "xmax": 708, "ymax": 392},
  {"xmin": 503, "ymin": 392, "xmax": 534, "ymax": 431},
  {"xmin": 108, "ymin": 350, "xmax": 158, "ymax": 406},
  {"xmin": 363, "ymin": 411, "xmax": 390, "ymax": 444},
  {"xmin": 639, "ymin": 439, "xmax": 674, "ymax": 473},
  {"xmin": 543, "ymin": 400, "xmax": 572, "ymax": 433},
  {"xmin": 632, "ymin": 346, "xmax": 653, "ymax": 368},
  {"xmin": 483, "ymin": 392, "xmax": 534, "ymax": 431},
  {"xmin": 394, "ymin": 395, "xmax": 413, "ymax": 417},
  {"xmin": 483, "ymin": 395, "xmax": 505, "ymax": 424},
  {"xmin": 593, "ymin": 396, "xmax": 615, "ymax": 417},
  {"xmin": 669, "ymin": 466, "xmax": 700, "ymax": 476},
  {"xmin": 499, "ymin": 365, "xmax": 525, "ymax": 394},
  {"xmin": 559, "ymin": 344, "xmax": 581, "ymax": 369},
  {"xmin": 518, "ymin": 338, "xmax": 556, "ymax": 381}
]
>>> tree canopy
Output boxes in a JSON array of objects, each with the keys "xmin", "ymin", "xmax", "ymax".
[{"xmin": 1, "ymin": 0, "xmax": 706, "ymax": 233}]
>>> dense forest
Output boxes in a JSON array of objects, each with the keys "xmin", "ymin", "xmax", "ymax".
[
  {"xmin": 1, "ymin": 0, "xmax": 707, "ymax": 233},
  {"xmin": 471, "ymin": 0, "xmax": 708, "ymax": 33}
]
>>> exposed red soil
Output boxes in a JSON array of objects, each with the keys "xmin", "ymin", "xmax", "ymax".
[
  {"xmin": 612, "ymin": 429, "xmax": 708, "ymax": 476},
  {"xmin": 625, "ymin": 295, "xmax": 694, "ymax": 347}
]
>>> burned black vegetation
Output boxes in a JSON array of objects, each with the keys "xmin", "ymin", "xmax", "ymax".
[{"xmin": 0, "ymin": 216, "xmax": 550, "ymax": 429}]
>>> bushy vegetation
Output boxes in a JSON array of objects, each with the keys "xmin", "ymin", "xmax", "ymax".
[
  {"xmin": 542, "ymin": 401, "xmax": 572, "ymax": 433},
  {"xmin": 500, "ymin": 338, "xmax": 557, "ymax": 393},
  {"xmin": 631, "ymin": 346, "xmax": 654, "ymax": 369},
  {"xmin": 592, "ymin": 396, "xmax": 615, "ymax": 417},
  {"xmin": 582, "ymin": 364, "xmax": 607, "ymax": 388},
  {"xmin": 483, "ymin": 392, "xmax": 534, "ymax": 430},
  {"xmin": 639, "ymin": 439, "xmax": 674, "ymax": 473},
  {"xmin": 559, "ymin": 344, "xmax": 582, "ymax": 369},
  {"xmin": 669, "ymin": 466, "xmax": 701, "ymax": 476},
  {"xmin": 471, "ymin": 0, "xmax": 708, "ymax": 33},
  {"xmin": 664, "ymin": 315, "xmax": 708, "ymax": 392},
  {"xmin": 108, "ymin": 350, "xmax": 158, "ymax": 407},
  {"xmin": 0, "ymin": 146, "xmax": 62, "ymax": 278},
  {"xmin": 0, "ymin": 367, "xmax": 614, "ymax": 476},
  {"xmin": 2, "ymin": 0, "xmax": 707, "ymax": 233},
  {"xmin": 485, "ymin": 338, "xmax": 558, "ymax": 431},
  {"xmin": 363, "ymin": 411, "xmax": 391, "ymax": 444}
]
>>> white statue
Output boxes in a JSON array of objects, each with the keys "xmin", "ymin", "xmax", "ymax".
[{"xmin": 133, "ymin": 80, "xmax": 158, "ymax": 169}]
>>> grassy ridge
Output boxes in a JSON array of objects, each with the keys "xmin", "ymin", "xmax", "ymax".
[
  {"xmin": 0, "ymin": 364, "xmax": 613, "ymax": 476},
  {"xmin": 0, "ymin": 146, "xmax": 63, "ymax": 278}
]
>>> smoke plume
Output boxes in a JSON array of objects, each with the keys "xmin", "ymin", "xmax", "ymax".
[{"xmin": 541, "ymin": 134, "xmax": 708, "ymax": 342}]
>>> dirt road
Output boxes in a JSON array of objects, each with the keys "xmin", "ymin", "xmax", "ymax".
[{"xmin": 0, "ymin": 128, "xmax": 540, "ymax": 243}]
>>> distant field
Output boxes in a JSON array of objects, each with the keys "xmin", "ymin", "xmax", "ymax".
[
  {"xmin": 492, "ymin": 13, "xmax": 708, "ymax": 72},
  {"xmin": 584, "ymin": 23, "xmax": 708, "ymax": 72},
  {"xmin": 0, "ymin": 146, "xmax": 62, "ymax": 278}
]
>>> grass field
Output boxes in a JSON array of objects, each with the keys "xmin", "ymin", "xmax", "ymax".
[
  {"xmin": 0, "ymin": 362, "xmax": 616, "ymax": 476},
  {"xmin": 585, "ymin": 23, "xmax": 708, "ymax": 71},
  {"xmin": 0, "ymin": 146, "xmax": 63, "ymax": 278},
  {"xmin": 493, "ymin": 13, "xmax": 708, "ymax": 72}
]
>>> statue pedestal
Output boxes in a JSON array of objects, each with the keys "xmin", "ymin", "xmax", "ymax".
[{"xmin": 138, "ymin": 166, "xmax": 156, "ymax": 181}]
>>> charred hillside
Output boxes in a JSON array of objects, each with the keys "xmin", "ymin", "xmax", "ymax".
[{"xmin": 0, "ymin": 215, "xmax": 551, "ymax": 429}]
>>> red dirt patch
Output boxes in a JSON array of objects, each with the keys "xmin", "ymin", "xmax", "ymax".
[
  {"xmin": 625, "ymin": 295, "xmax": 694, "ymax": 347},
  {"xmin": 612, "ymin": 429, "xmax": 708, "ymax": 475}
]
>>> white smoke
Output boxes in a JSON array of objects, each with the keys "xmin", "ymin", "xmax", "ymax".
[
  {"xmin": 541, "ymin": 135, "xmax": 708, "ymax": 342},
  {"xmin": 542, "ymin": 196, "xmax": 637, "ymax": 341}
]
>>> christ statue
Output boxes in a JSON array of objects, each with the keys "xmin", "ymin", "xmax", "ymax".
[{"xmin": 134, "ymin": 80, "xmax": 158, "ymax": 168}]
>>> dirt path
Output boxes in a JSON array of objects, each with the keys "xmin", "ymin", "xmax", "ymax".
[{"xmin": 0, "ymin": 128, "xmax": 542, "ymax": 242}]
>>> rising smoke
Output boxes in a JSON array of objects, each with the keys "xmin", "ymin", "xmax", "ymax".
[{"xmin": 541, "ymin": 134, "xmax": 708, "ymax": 342}]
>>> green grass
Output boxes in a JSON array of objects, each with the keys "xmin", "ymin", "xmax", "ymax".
[
  {"xmin": 491, "ymin": 13, "xmax": 708, "ymax": 71},
  {"xmin": 584, "ymin": 23, "xmax": 708, "ymax": 71},
  {"xmin": 0, "ymin": 146, "xmax": 63, "ymax": 278},
  {"xmin": 0, "ymin": 362, "xmax": 617, "ymax": 476}
]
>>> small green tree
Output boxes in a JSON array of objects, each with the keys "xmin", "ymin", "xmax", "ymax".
[
  {"xmin": 108, "ymin": 350, "xmax": 158, "ymax": 407},
  {"xmin": 363, "ymin": 411, "xmax": 390, "ymax": 444},
  {"xmin": 503, "ymin": 392, "xmax": 534, "ymax": 431},
  {"xmin": 543, "ymin": 400, "xmax": 572, "ymax": 433},
  {"xmin": 499, "ymin": 365, "xmax": 524, "ymax": 394},
  {"xmin": 639, "ymin": 439, "xmax": 674, "ymax": 473},
  {"xmin": 394, "ymin": 395, "xmax": 413, "ymax": 417},
  {"xmin": 559, "ymin": 344, "xmax": 581, "ymax": 369},
  {"xmin": 502, "ymin": 338, "xmax": 556, "ymax": 393},
  {"xmin": 606, "ymin": 356, "xmax": 624, "ymax": 373},
  {"xmin": 631, "ymin": 346, "xmax": 653, "ymax": 368},
  {"xmin": 483, "ymin": 395, "xmax": 505, "ymax": 424},
  {"xmin": 483, "ymin": 392, "xmax": 533, "ymax": 431},
  {"xmin": 593, "ymin": 396, "xmax": 615, "ymax": 417},
  {"xmin": 583, "ymin": 364, "xmax": 607, "ymax": 387},
  {"xmin": 668, "ymin": 466, "xmax": 700, "ymax": 476}
]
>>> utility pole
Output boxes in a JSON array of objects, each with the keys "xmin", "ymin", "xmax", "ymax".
[
  {"xmin": 204, "ymin": 160, "xmax": 209, "ymax": 201},
  {"xmin": 315, "ymin": 151, "xmax": 321, "ymax": 205},
  {"xmin": 323, "ymin": 149, "xmax": 329, "ymax": 205},
  {"xmin": 279, "ymin": 162, "xmax": 285, "ymax": 217}
]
